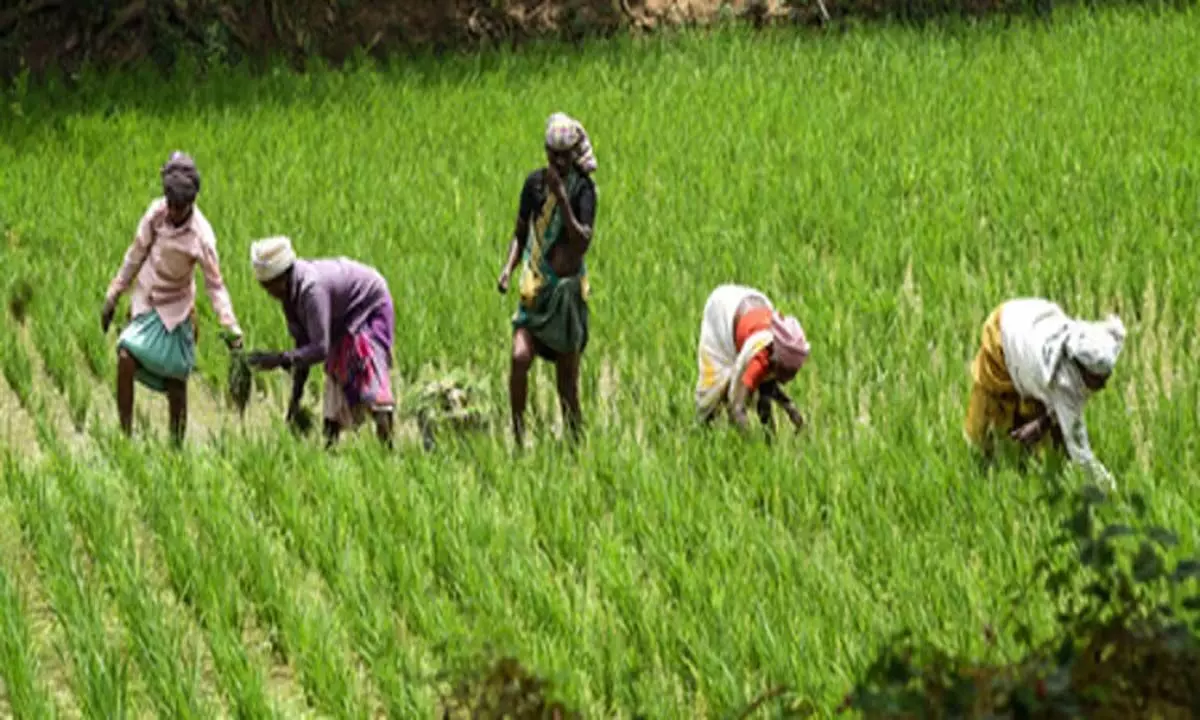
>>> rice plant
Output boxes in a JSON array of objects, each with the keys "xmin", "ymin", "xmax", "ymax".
[{"xmin": 0, "ymin": 3, "xmax": 1196, "ymax": 716}]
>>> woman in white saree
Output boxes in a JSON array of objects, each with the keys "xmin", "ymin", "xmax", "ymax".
[{"xmin": 694, "ymin": 284, "xmax": 810, "ymax": 433}]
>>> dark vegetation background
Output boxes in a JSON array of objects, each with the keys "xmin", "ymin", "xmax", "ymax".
[{"xmin": 0, "ymin": 0, "xmax": 1173, "ymax": 83}]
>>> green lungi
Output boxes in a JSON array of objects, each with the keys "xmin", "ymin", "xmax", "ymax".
[
  {"xmin": 513, "ymin": 275, "xmax": 589, "ymax": 358},
  {"xmin": 117, "ymin": 310, "xmax": 196, "ymax": 392}
]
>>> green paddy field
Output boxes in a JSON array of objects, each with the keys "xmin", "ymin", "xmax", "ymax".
[{"xmin": 0, "ymin": 3, "xmax": 1197, "ymax": 716}]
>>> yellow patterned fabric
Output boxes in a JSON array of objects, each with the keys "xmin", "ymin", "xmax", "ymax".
[{"xmin": 964, "ymin": 304, "xmax": 1048, "ymax": 450}]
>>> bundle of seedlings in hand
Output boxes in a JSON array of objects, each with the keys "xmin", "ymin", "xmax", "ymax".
[{"xmin": 224, "ymin": 330, "xmax": 252, "ymax": 415}]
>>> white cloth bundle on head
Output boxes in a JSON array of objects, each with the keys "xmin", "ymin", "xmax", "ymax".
[
  {"xmin": 694, "ymin": 284, "xmax": 775, "ymax": 421},
  {"xmin": 250, "ymin": 236, "xmax": 296, "ymax": 282},
  {"xmin": 1065, "ymin": 314, "xmax": 1126, "ymax": 377},
  {"xmin": 545, "ymin": 112, "xmax": 597, "ymax": 174}
]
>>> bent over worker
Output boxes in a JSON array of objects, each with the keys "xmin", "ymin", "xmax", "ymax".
[
  {"xmin": 695, "ymin": 284, "xmax": 810, "ymax": 433},
  {"xmin": 246, "ymin": 236, "xmax": 396, "ymax": 449},
  {"xmin": 964, "ymin": 296, "xmax": 1126, "ymax": 490},
  {"xmin": 496, "ymin": 112, "xmax": 598, "ymax": 448}
]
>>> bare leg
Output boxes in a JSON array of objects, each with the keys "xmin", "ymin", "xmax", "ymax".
[
  {"xmin": 374, "ymin": 410, "xmax": 394, "ymax": 450},
  {"xmin": 555, "ymin": 351, "xmax": 583, "ymax": 444},
  {"xmin": 117, "ymin": 349, "xmax": 137, "ymax": 437},
  {"xmin": 166, "ymin": 377, "xmax": 188, "ymax": 448},
  {"xmin": 510, "ymin": 329, "xmax": 535, "ymax": 447},
  {"xmin": 323, "ymin": 419, "xmax": 341, "ymax": 449}
]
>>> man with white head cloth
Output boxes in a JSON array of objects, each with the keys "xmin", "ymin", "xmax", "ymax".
[
  {"xmin": 245, "ymin": 235, "xmax": 396, "ymax": 449},
  {"xmin": 963, "ymin": 296, "xmax": 1127, "ymax": 489},
  {"xmin": 496, "ymin": 111, "xmax": 599, "ymax": 448}
]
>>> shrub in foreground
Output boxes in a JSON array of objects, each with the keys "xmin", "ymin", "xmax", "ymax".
[{"xmin": 825, "ymin": 479, "xmax": 1200, "ymax": 718}]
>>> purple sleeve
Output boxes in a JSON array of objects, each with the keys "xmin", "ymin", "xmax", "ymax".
[{"xmin": 282, "ymin": 287, "xmax": 331, "ymax": 368}]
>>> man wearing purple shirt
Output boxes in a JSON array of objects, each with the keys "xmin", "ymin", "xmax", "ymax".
[{"xmin": 246, "ymin": 236, "xmax": 396, "ymax": 449}]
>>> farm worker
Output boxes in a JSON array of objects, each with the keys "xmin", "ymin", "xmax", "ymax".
[
  {"xmin": 244, "ymin": 236, "xmax": 396, "ymax": 449},
  {"xmin": 496, "ymin": 112, "xmax": 598, "ymax": 447},
  {"xmin": 694, "ymin": 284, "xmax": 810, "ymax": 433},
  {"xmin": 100, "ymin": 151, "xmax": 244, "ymax": 446},
  {"xmin": 963, "ymin": 297, "xmax": 1126, "ymax": 490}
]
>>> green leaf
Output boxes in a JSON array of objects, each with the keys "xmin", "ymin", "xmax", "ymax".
[
  {"xmin": 1130, "ymin": 492, "xmax": 1148, "ymax": 517},
  {"xmin": 1084, "ymin": 581, "xmax": 1111, "ymax": 603},
  {"xmin": 1173, "ymin": 560, "xmax": 1200, "ymax": 582},
  {"xmin": 1080, "ymin": 484, "xmax": 1108, "ymax": 506},
  {"xmin": 1066, "ymin": 508, "xmax": 1094, "ymax": 541},
  {"xmin": 1098, "ymin": 524, "xmax": 1134, "ymax": 542},
  {"xmin": 1147, "ymin": 527, "xmax": 1179, "ymax": 548},
  {"xmin": 1045, "ymin": 570, "xmax": 1072, "ymax": 593},
  {"xmin": 1015, "ymin": 624, "xmax": 1034, "ymax": 647},
  {"xmin": 1133, "ymin": 542, "xmax": 1165, "ymax": 583},
  {"xmin": 1182, "ymin": 595, "xmax": 1200, "ymax": 611},
  {"xmin": 1078, "ymin": 539, "xmax": 1095, "ymax": 566}
]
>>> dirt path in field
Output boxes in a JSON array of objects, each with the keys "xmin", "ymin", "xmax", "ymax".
[
  {"xmin": 15, "ymin": 327, "xmax": 85, "ymax": 451},
  {"xmin": 0, "ymin": 369, "xmax": 42, "ymax": 463},
  {"xmin": 0, "ymin": 499, "xmax": 82, "ymax": 719}
]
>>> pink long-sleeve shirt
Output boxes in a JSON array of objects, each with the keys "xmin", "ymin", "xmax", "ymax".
[{"xmin": 106, "ymin": 197, "xmax": 241, "ymax": 337}]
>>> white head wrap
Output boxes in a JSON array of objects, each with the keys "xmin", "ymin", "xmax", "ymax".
[
  {"xmin": 544, "ymin": 112, "xmax": 597, "ymax": 174},
  {"xmin": 250, "ymin": 235, "xmax": 296, "ymax": 282},
  {"xmin": 1065, "ymin": 313, "xmax": 1126, "ymax": 377}
]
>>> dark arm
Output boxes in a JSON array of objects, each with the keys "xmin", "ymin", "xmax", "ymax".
[
  {"xmin": 288, "ymin": 365, "xmax": 310, "ymax": 414},
  {"xmin": 280, "ymin": 290, "xmax": 331, "ymax": 370},
  {"xmin": 756, "ymin": 389, "xmax": 775, "ymax": 428},
  {"xmin": 555, "ymin": 178, "xmax": 595, "ymax": 256},
  {"xmin": 1010, "ymin": 408, "xmax": 1055, "ymax": 444},
  {"xmin": 761, "ymin": 380, "xmax": 805, "ymax": 429},
  {"xmin": 501, "ymin": 216, "xmax": 530, "ymax": 278},
  {"xmin": 499, "ymin": 175, "xmax": 537, "ymax": 289}
]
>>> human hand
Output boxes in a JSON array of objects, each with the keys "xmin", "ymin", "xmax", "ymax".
[
  {"xmin": 1009, "ymin": 417, "xmax": 1048, "ymax": 447},
  {"xmin": 497, "ymin": 269, "xmax": 511, "ymax": 294},
  {"xmin": 221, "ymin": 328, "xmax": 243, "ymax": 350},
  {"xmin": 545, "ymin": 164, "xmax": 566, "ymax": 200},
  {"xmin": 100, "ymin": 298, "xmax": 116, "ymax": 333}
]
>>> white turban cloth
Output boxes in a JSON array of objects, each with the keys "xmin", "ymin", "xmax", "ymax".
[
  {"xmin": 1065, "ymin": 313, "xmax": 1126, "ymax": 377},
  {"xmin": 250, "ymin": 235, "xmax": 297, "ymax": 282},
  {"xmin": 544, "ymin": 112, "xmax": 597, "ymax": 174}
]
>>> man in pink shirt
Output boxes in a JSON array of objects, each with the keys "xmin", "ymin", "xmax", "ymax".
[{"xmin": 101, "ymin": 152, "xmax": 243, "ymax": 445}]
